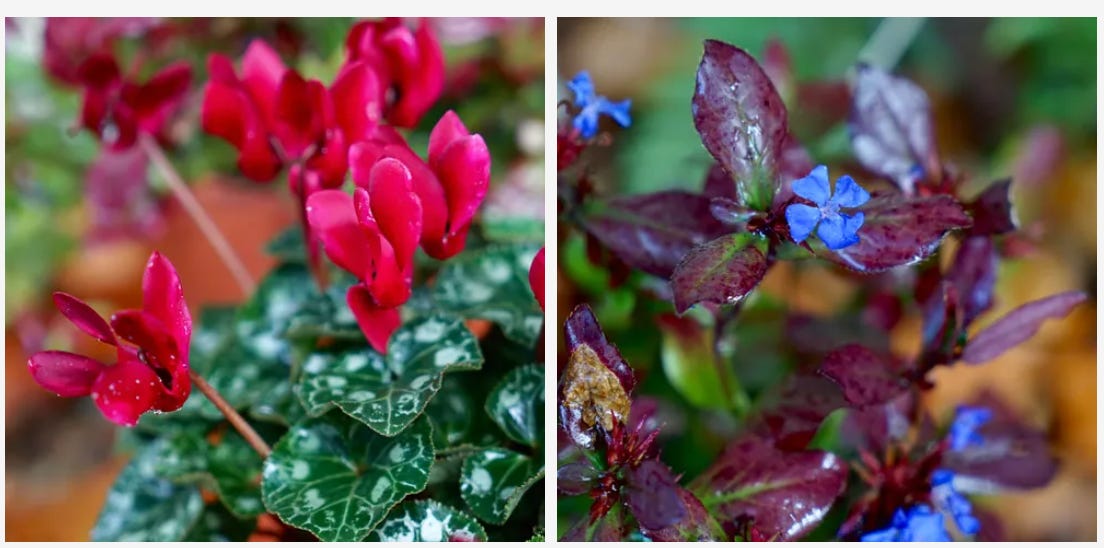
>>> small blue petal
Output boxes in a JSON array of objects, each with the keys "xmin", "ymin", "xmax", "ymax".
[
  {"xmin": 948, "ymin": 406, "xmax": 993, "ymax": 451},
  {"xmin": 860, "ymin": 528, "xmax": 899, "ymax": 542},
  {"xmin": 568, "ymin": 71, "xmax": 596, "ymax": 108},
  {"xmin": 573, "ymin": 110, "xmax": 600, "ymax": 139},
  {"xmin": 817, "ymin": 214, "xmax": 860, "ymax": 250},
  {"xmin": 601, "ymin": 98, "xmax": 633, "ymax": 128},
  {"xmin": 785, "ymin": 203, "xmax": 820, "ymax": 243},
  {"xmin": 902, "ymin": 510, "xmax": 952, "ymax": 542},
  {"xmin": 830, "ymin": 175, "xmax": 871, "ymax": 208},
  {"xmin": 792, "ymin": 165, "xmax": 831, "ymax": 205}
]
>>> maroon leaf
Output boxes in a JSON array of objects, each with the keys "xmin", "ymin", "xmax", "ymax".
[
  {"xmin": 825, "ymin": 191, "xmax": 971, "ymax": 272},
  {"xmin": 702, "ymin": 162, "xmax": 736, "ymax": 200},
  {"xmin": 749, "ymin": 375, "xmax": 847, "ymax": 451},
  {"xmin": 919, "ymin": 281, "xmax": 963, "ymax": 367},
  {"xmin": 691, "ymin": 436, "xmax": 847, "ymax": 541},
  {"xmin": 670, "ymin": 235, "xmax": 768, "ymax": 314},
  {"xmin": 785, "ymin": 314, "xmax": 891, "ymax": 356},
  {"xmin": 563, "ymin": 304, "xmax": 635, "ymax": 393},
  {"xmin": 623, "ymin": 459, "xmax": 687, "ymax": 532},
  {"xmin": 560, "ymin": 508, "xmax": 627, "ymax": 541},
  {"xmin": 961, "ymin": 291, "xmax": 1087, "ymax": 364},
  {"xmin": 692, "ymin": 40, "xmax": 788, "ymax": 208},
  {"xmin": 771, "ymin": 133, "xmax": 815, "ymax": 210},
  {"xmin": 817, "ymin": 344, "xmax": 909, "ymax": 408},
  {"xmin": 967, "ymin": 178, "xmax": 1017, "ymax": 236},
  {"xmin": 849, "ymin": 64, "xmax": 941, "ymax": 194},
  {"xmin": 943, "ymin": 393, "xmax": 1057, "ymax": 490},
  {"xmin": 584, "ymin": 191, "xmax": 731, "ymax": 278},
  {"xmin": 557, "ymin": 461, "xmax": 597, "ymax": 496},
  {"xmin": 947, "ymin": 236, "xmax": 998, "ymax": 326},
  {"xmin": 645, "ymin": 487, "xmax": 723, "ymax": 541},
  {"xmin": 840, "ymin": 391, "xmax": 914, "ymax": 453}
]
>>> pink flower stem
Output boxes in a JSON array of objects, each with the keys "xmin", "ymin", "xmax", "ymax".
[
  {"xmin": 189, "ymin": 369, "xmax": 271, "ymax": 458},
  {"xmin": 139, "ymin": 134, "xmax": 256, "ymax": 297}
]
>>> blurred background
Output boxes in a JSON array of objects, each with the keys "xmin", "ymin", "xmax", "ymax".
[
  {"xmin": 5, "ymin": 17, "xmax": 544, "ymax": 541},
  {"xmin": 557, "ymin": 18, "xmax": 1095, "ymax": 540}
]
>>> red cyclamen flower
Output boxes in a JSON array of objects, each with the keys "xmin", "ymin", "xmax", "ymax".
[
  {"xmin": 342, "ymin": 17, "xmax": 444, "ymax": 128},
  {"xmin": 27, "ymin": 252, "xmax": 192, "ymax": 427},
  {"xmin": 76, "ymin": 51, "xmax": 191, "ymax": 150},
  {"xmin": 306, "ymin": 158, "xmax": 423, "ymax": 353},
  {"xmin": 529, "ymin": 247, "xmax": 545, "ymax": 310},
  {"xmin": 355, "ymin": 110, "xmax": 490, "ymax": 260}
]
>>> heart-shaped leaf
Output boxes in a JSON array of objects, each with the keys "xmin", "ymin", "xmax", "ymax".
[
  {"xmin": 373, "ymin": 500, "xmax": 488, "ymax": 542},
  {"xmin": 424, "ymin": 375, "xmax": 475, "ymax": 450},
  {"xmin": 691, "ymin": 436, "xmax": 847, "ymax": 541},
  {"xmin": 849, "ymin": 64, "xmax": 940, "ymax": 194},
  {"xmin": 584, "ymin": 190, "xmax": 732, "ymax": 279},
  {"xmin": 485, "ymin": 364, "xmax": 544, "ymax": 447},
  {"xmin": 297, "ymin": 314, "xmax": 483, "ymax": 436},
  {"xmin": 670, "ymin": 234, "xmax": 768, "ymax": 314},
  {"xmin": 822, "ymin": 192, "xmax": 971, "ymax": 272},
  {"xmin": 91, "ymin": 438, "xmax": 205, "ymax": 541},
  {"xmin": 261, "ymin": 413, "xmax": 434, "ymax": 541},
  {"xmin": 817, "ymin": 344, "xmax": 909, "ymax": 408},
  {"xmin": 962, "ymin": 291, "xmax": 1086, "ymax": 364},
  {"xmin": 285, "ymin": 273, "xmax": 363, "ymax": 342},
  {"xmin": 433, "ymin": 243, "xmax": 543, "ymax": 346},
  {"xmin": 692, "ymin": 39, "xmax": 789, "ymax": 210},
  {"xmin": 236, "ymin": 263, "xmax": 318, "ymax": 362},
  {"xmin": 459, "ymin": 448, "xmax": 543, "ymax": 524}
]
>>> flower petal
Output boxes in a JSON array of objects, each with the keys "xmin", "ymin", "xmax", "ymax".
[
  {"xmin": 331, "ymin": 61, "xmax": 383, "ymax": 144},
  {"xmin": 434, "ymin": 134, "xmax": 490, "ymax": 238},
  {"xmin": 785, "ymin": 203, "xmax": 820, "ymax": 243},
  {"xmin": 367, "ymin": 158, "xmax": 422, "ymax": 275},
  {"xmin": 91, "ymin": 355, "xmax": 162, "ymax": 427},
  {"xmin": 599, "ymin": 98, "xmax": 633, "ymax": 128},
  {"xmin": 568, "ymin": 71, "xmax": 596, "ymax": 108},
  {"xmin": 427, "ymin": 110, "xmax": 469, "ymax": 165},
  {"xmin": 141, "ymin": 252, "xmax": 191, "ymax": 362},
  {"xmin": 791, "ymin": 165, "xmax": 831, "ymax": 205},
  {"xmin": 306, "ymin": 190, "xmax": 376, "ymax": 279},
  {"xmin": 28, "ymin": 350, "xmax": 106, "ymax": 397},
  {"xmin": 52, "ymin": 292, "xmax": 116, "ymax": 346},
  {"xmin": 386, "ymin": 20, "xmax": 444, "ymax": 128},
  {"xmin": 241, "ymin": 39, "xmax": 286, "ymax": 126},
  {"xmin": 346, "ymin": 284, "xmax": 401, "ymax": 354},
  {"xmin": 829, "ymin": 175, "xmax": 870, "ymax": 208},
  {"xmin": 110, "ymin": 309, "xmax": 181, "ymax": 379},
  {"xmin": 529, "ymin": 248, "xmax": 545, "ymax": 310},
  {"xmin": 573, "ymin": 109, "xmax": 600, "ymax": 139},
  {"xmin": 816, "ymin": 213, "xmax": 860, "ymax": 251}
]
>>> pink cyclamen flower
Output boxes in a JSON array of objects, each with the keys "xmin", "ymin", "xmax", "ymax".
[
  {"xmin": 76, "ymin": 51, "xmax": 191, "ymax": 150},
  {"xmin": 306, "ymin": 158, "xmax": 424, "ymax": 353},
  {"xmin": 27, "ymin": 252, "xmax": 192, "ymax": 427},
  {"xmin": 354, "ymin": 110, "xmax": 490, "ymax": 260},
  {"xmin": 342, "ymin": 18, "xmax": 444, "ymax": 128},
  {"xmin": 529, "ymin": 247, "xmax": 545, "ymax": 310}
]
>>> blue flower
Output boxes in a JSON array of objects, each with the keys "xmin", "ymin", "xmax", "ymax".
[
  {"xmin": 931, "ymin": 469, "xmax": 981, "ymax": 536},
  {"xmin": 567, "ymin": 71, "xmax": 632, "ymax": 139},
  {"xmin": 860, "ymin": 505, "xmax": 951, "ymax": 542},
  {"xmin": 947, "ymin": 405, "xmax": 993, "ymax": 452},
  {"xmin": 785, "ymin": 165, "xmax": 870, "ymax": 250}
]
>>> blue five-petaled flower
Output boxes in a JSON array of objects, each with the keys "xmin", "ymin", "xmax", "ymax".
[
  {"xmin": 860, "ymin": 505, "xmax": 951, "ymax": 542},
  {"xmin": 947, "ymin": 405, "xmax": 993, "ymax": 452},
  {"xmin": 567, "ymin": 71, "xmax": 632, "ymax": 139},
  {"xmin": 785, "ymin": 165, "xmax": 870, "ymax": 250}
]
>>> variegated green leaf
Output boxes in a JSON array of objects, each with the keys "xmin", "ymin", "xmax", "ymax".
[
  {"xmin": 485, "ymin": 364, "xmax": 544, "ymax": 447},
  {"xmin": 459, "ymin": 448, "xmax": 543, "ymax": 524},
  {"xmin": 372, "ymin": 500, "xmax": 488, "ymax": 541}
]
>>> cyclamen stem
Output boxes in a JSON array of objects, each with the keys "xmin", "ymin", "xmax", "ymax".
[
  {"xmin": 139, "ymin": 134, "xmax": 257, "ymax": 297},
  {"xmin": 189, "ymin": 369, "xmax": 272, "ymax": 458}
]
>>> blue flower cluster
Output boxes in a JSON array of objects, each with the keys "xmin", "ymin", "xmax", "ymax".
[
  {"xmin": 931, "ymin": 469, "xmax": 981, "ymax": 536},
  {"xmin": 567, "ymin": 71, "xmax": 632, "ymax": 139},
  {"xmin": 785, "ymin": 165, "xmax": 870, "ymax": 251},
  {"xmin": 860, "ymin": 505, "xmax": 951, "ymax": 542}
]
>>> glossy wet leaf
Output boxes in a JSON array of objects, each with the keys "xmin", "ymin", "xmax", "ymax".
[
  {"xmin": 943, "ymin": 395, "xmax": 1057, "ymax": 490},
  {"xmin": 962, "ymin": 291, "xmax": 1087, "ymax": 364},
  {"xmin": 583, "ymin": 190, "xmax": 731, "ymax": 279},
  {"xmin": 237, "ymin": 263, "xmax": 317, "ymax": 359},
  {"xmin": 297, "ymin": 314, "xmax": 483, "ymax": 436},
  {"xmin": 424, "ymin": 375, "xmax": 474, "ymax": 450},
  {"xmin": 947, "ymin": 236, "xmax": 998, "ymax": 327},
  {"xmin": 623, "ymin": 459, "xmax": 687, "ymax": 532},
  {"xmin": 485, "ymin": 364, "xmax": 544, "ymax": 447},
  {"xmin": 817, "ymin": 344, "xmax": 909, "ymax": 408},
  {"xmin": 373, "ymin": 499, "xmax": 488, "ymax": 541},
  {"xmin": 748, "ymin": 375, "xmax": 848, "ymax": 451},
  {"xmin": 849, "ymin": 64, "xmax": 940, "ymax": 193},
  {"xmin": 644, "ymin": 487, "xmax": 724, "ymax": 542},
  {"xmin": 285, "ymin": 274, "xmax": 363, "ymax": 342},
  {"xmin": 206, "ymin": 428, "xmax": 273, "ymax": 518},
  {"xmin": 91, "ymin": 438, "xmax": 204, "ymax": 541},
  {"xmin": 692, "ymin": 39, "xmax": 788, "ymax": 210},
  {"xmin": 691, "ymin": 436, "xmax": 847, "ymax": 541},
  {"xmin": 670, "ymin": 234, "xmax": 768, "ymax": 314},
  {"xmin": 433, "ymin": 243, "xmax": 543, "ymax": 346},
  {"xmin": 459, "ymin": 448, "xmax": 542, "ymax": 524},
  {"xmin": 821, "ymin": 192, "xmax": 971, "ymax": 272},
  {"xmin": 261, "ymin": 414, "xmax": 434, "ymax": 542}
]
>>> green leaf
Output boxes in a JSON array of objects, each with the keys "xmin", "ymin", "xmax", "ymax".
[
  {"xmin": 433, "ymin": 243, "xmax": 543, "ymax": 346},
  {"xmin": 482, "ymin": 217, "xmax": 545, "ymax": 244},
  {"xmin": 529, "ymin": 529, "xmax": 546, "ymax": 541},
  {"xmin": 261, "ymin": 413, "xmax": 435, "ymax": 541},
  {"xmin": 372, "ymin": 500, "xmax": 488, "ymax": 541},
  {"xmin": 485, "ymin": 364, "xmax": 544, "ymax": 447},
  {"xmin": 657, "ymin": 314, "xmax": 748, "ymax": 412},
  {"xmin": 459, "ymin": 448, "xmax": 543, "ymax": 524},
  {"xmin": 91, "ymin": 439, "xmax": 204, "ymax": 541},
  {"xmin": 250, "ymin": 376, "xmax": 307, "ymax": 426},
  {"xmin": 237, "ymin": 263, "xmax": 317, "ymax": 362},
  {"xmin": 206, "ymin": 428, "xmax": 272, "ymax": 518},
  {"xmin": 183, "ymin": 504, "xmax": 255, "ymax": 542},
  {"xmin": 285, "ymin": 278, "xmax": 363, "ymax": 343},
  {"xmin": 265, "ymin": 225, "xmax": 307, "ymax": 263},
  {"xmin": 297, "ymin": 314, "xmax": 483, "ymax": 436},
  {"xmin": 424, "ymin": 375, "xmax": 474, "ymax": 450}
]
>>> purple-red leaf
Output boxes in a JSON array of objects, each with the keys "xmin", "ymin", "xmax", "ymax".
[
  {"xmin": 849, "ymin": 64, "xmax": 941, "ymax": 194},
  {"xmin": 645, "ymin": 487, "xmax": 723, "ymax": 541},
  {"xmin": 691, "ymin": 436, "xmax": 847, "ymax": 541},
  {"xmin": 967, "ymin": 178, "xmax": 1017, "ymax": 236},
  {"xmin": 670, "ymin": 235, "xmax": 768, "ymax": 314},
  {"xmin": 817, "ymin": 344, "xmax": 909, "ymax": 408},
  {"xmin": 692, "ymin": 40, "xmax": 788, "ymax": 207},
  {"xmin": 557, "ymin": 461, "xmax": 597, "ymax": 496},
  {"xmin": 702, "ymin": 162, "xmax": 736, "ymax": 200},
  {"xmin": 947, "ymin": 236, "xmax": 998, "ymax": 326},
  {"xmin": 919, "ymin": 281, "xmax": 963, "ymax": 367},
  {"xmin": 584, "ymin": 191, "xmax": 731, "ymax": 279},
  {"xmin": 623, "ymin": 459, "xmax": 687, "ymax": 532},
  {"xmin": 825, "ymin": 191, "xmax": 971, "ymax": 272},
  {"xmin": 961, "ymin": 291, "xmax": 1087, "ymax": 364},
  {"xmin": 943, "ymin": 393, "xmax": 1057, "ymax": 490},
  {"xmin": 749, "ymin": 375, "xmax": 847, "ymax": 451}
]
